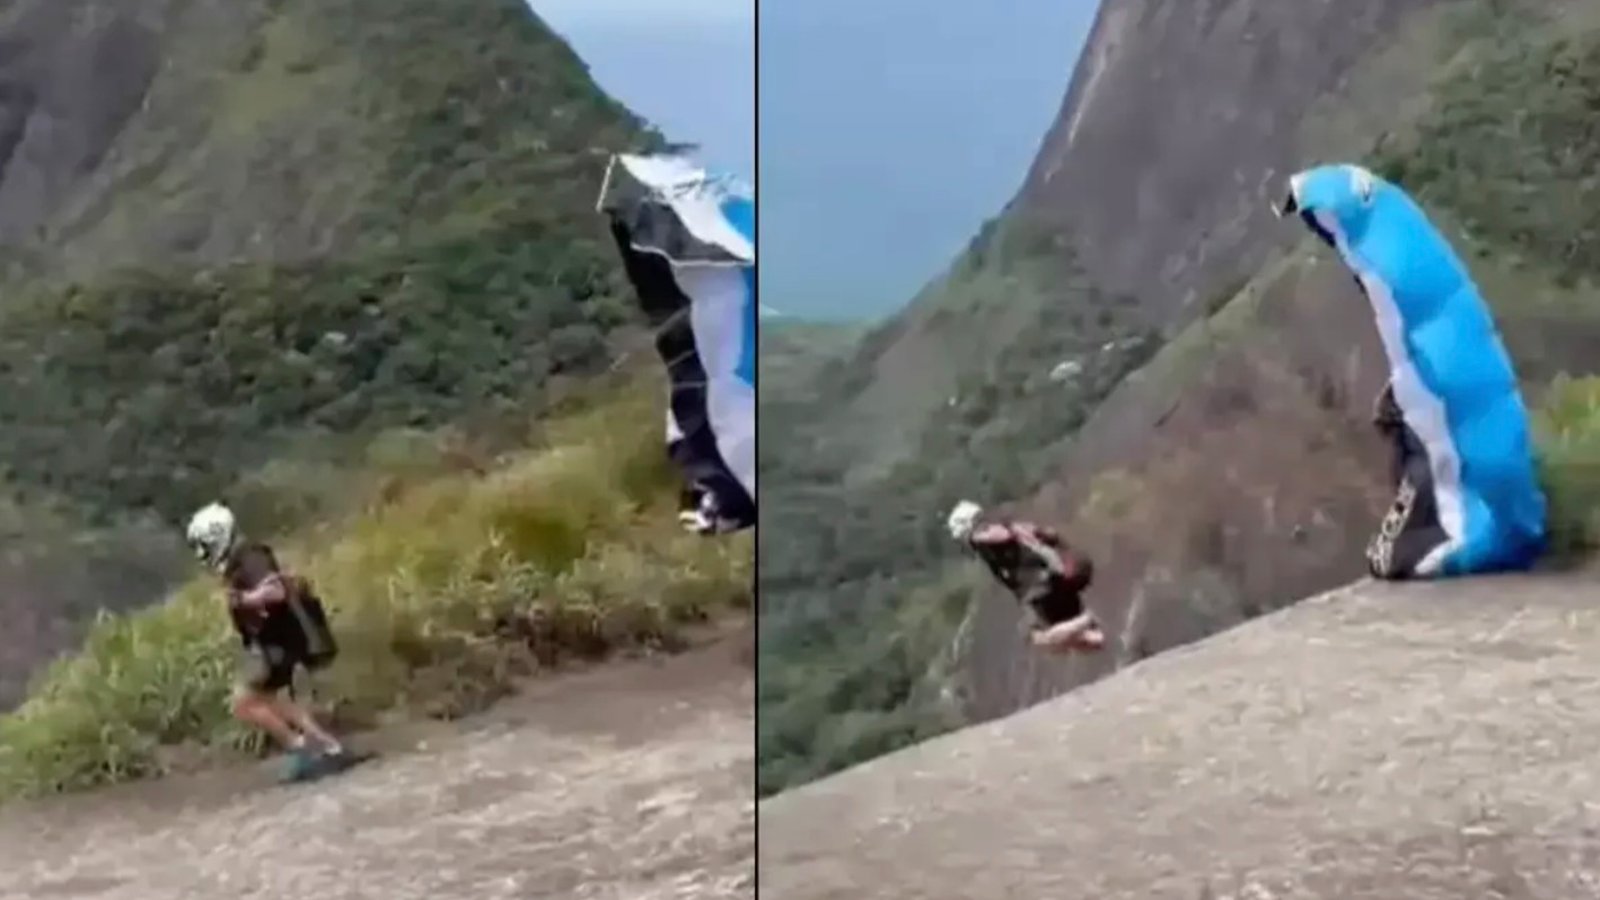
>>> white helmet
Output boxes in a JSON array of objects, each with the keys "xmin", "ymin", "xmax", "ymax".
[
  {"xmin": 186, "ymin": 502, "xmax": 237, "ymax": 570},
  {"xmin": 946, "ymin": 500, "xmax": 982, "ymax": 542}
]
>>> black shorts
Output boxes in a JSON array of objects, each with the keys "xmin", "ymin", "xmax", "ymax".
[
  {"xmin": 238, "ymin": 640, "xmax": 302, "ymax": 693},
  {"xmin": 1022, "ymin": 580, "xmax": 1086, "ymax": 627}
]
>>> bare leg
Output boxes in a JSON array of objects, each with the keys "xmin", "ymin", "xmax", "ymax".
[
  {"xmin": 231, "ymin": 686, "xmax": 302, "ymax": 750},
  {"xmin": 270, "ymin": 695, "xmax": 341, "ymax": 752},
  {"xmin": 1031, "ymin": 613, "xmax": 1106, "ymax": 654}
]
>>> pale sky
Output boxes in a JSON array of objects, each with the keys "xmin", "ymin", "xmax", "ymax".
[
  {"xmin": 526, "ymin": 0, "xmax": 1100, "ymax": 322},
  {"xmin": 531, "ymin": 0, "xmax": 752, "ymax": 26},
  {"xmin": 760, "ymin": 0, "xmax": 1101, "ymax": 320},
  {"xmin": 527, "ymin": 0, "xmax": 754, "ymax": 180}
]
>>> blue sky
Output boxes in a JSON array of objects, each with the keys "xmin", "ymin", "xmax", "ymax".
[
  {"xmin": 528, "ymin": 0, "xmax": 754, "ymax": 181},
  {"xmin": 528, "ymin": 0, "xmax": 1099, "ymax": 322},
  {"xmin": 761, "ymin": 0, "xmax": 1100, "ymax": 320}
]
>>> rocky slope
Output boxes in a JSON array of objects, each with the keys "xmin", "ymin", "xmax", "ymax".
[
  {"xmin": 1014, "ymin": 0, "xmax": 1443, "ymax": 321},
  {"xmin": 1, "ymin": 630, "xmax": 754, "ymax": 900},
  {"xmin": 0, "ymin": 0, "xmax": 645, "ymax": 276},
  {"xmin": 966, "ymin": 0, "xmax": 1600, "ymax": 715},
  {"xmin": 759, "ymin": 574, "xmax": 1600, "ymax": 899},
  {"xmin": 759, "ymin": 0, "xmax": 1600, "ymax": 793}
]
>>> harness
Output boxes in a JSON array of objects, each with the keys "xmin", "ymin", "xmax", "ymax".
[
  {"xmin": 224, "ymin": 542, "xmax": 338, "ymax": 670},
  {"xmin": 972, "ymin": 526, "xmax": 1092, "ymax": 596}
]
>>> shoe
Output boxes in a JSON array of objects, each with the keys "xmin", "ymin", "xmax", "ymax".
[
  {"xmin": 318, "ymin": 745, "xmax": 353, "ymax": 770},
  {"xmin": 279, "ymin": 749, "xmax": 321, "ymax": 783}
]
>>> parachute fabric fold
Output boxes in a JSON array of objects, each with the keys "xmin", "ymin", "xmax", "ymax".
[
  {"xmin": 598, "ymin": 153, "xmax": 756, "ymax": 532},
  {"xmin": 1278, "ymin": 163, "xmax": 1546, "ymax": 577}
]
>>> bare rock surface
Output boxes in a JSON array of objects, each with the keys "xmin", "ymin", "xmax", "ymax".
[
  {"xmin": 760, "ymin": 574, "xmax": 1600, "ymax": 899},
  {"xmin": 0, "ymin": 632, "xmax": 754, "ymax": 900}
]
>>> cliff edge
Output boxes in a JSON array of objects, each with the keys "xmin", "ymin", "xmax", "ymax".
[
  {"xmin": 759, "ymin": 0, "xmax": 1600, "ymax": 797},
  {"xmin": 760, "ymin": 572, "xmax": 1600, "ymax": 899}
]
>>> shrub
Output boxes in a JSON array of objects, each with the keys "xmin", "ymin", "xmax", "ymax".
[
  {"xmin": 1533, "ymin": 374, "xmax": 1600, "ymax": 557},
  {"xmin": 0, "ymin": 378, "xmax": 750, "ymax": 800}
]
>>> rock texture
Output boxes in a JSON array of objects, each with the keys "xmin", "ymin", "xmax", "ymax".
[
  {"xmin": 1014, "ymin": 0, "xmax": 1445, "ymax": 322},
  {"xmin": 955, "ymin": 0, "xmax": 1600, "ymax": 721},
  {"xmin": 0, "ymin": 638, "xmax": 754, "ymax": 900},
  {"xmin": 760, "ymin": 573, "xmax": 1600, "ymax": 899}
]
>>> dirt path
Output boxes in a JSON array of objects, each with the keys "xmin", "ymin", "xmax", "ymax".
[
  {"xmin": 760, "ymin": 574, "xmax": 1600, "ymax": 899},
  {"xmin": 0, "ymin": 625, "xmax": 753, "ymax": 900}
]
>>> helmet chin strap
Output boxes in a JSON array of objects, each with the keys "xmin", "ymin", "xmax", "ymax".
[
  {"xmin": 198, "ymin": 532, "xmax": 234, "ymax": 571},
  {"xmin": 216, "ymin": 532, "xmax": 239, "ymax": 569}
]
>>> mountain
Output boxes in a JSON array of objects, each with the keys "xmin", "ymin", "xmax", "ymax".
[
  {"xmin": 759, "ymin": 0, "xmax": 1600, "ymax": 796},
  {"xmin": 529, "ymin": 0, "xmax": 754, "ymax": 180},
  {"xmin": 0, "ymin": 0, "xmax": 665, "ymax": 706}
]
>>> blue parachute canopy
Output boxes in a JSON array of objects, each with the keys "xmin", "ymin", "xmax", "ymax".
[
  {"xmin": 598, "ymin": 153, "xmax": 755, "ymax": 534},
  {"xmin": 1278, "ymin": 163, "xmax": 1546, "ymax": 577}
]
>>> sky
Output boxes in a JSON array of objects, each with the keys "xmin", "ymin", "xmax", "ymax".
[
  {"xmin": 528, "ymin": 0, "xmax": 755, "ymax": 181},
  {"xmin": 527, "ymin": 0, "xmax": 1100, "ymax": 323},
  {"xmin": 761, "ymin": 0, "xmax": 1101, "ymax": 320}
]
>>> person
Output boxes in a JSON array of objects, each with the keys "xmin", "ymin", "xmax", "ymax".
[
  {"xmin": 946, "ymin": 500, "xmax": 1106, "ymax": 653},
  {"xmin": 678, "ymin": 482, "xmax": 717, "ymax": 534},
  {"xmin": 185, "ymin": 502, "xmax": 345, "ymax": 779},
  {"xmin": 1366, "ymin": 378, "xmax": 1445, "ymax": 579},
  {"xmin": 677, "ymin": 478, "xmax": 751, "ymax": 535}
]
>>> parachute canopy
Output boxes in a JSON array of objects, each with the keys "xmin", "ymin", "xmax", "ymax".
[
  {"xmin": 1277, "ymin": 163, "xmax": 1546, "ymax": 577},
  {"xmin": 598, "ymin": 153, "xmax": 755, "ymax": 533}
]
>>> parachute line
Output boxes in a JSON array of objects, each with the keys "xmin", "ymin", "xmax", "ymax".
[{"xmin": 598, "ymin": 152, "xmax": 756, "ymax": 534}]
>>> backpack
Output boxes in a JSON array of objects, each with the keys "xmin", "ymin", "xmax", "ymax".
[{"xmin": 284, "ymin": 573, "xmax": 339, "ymax": 670}]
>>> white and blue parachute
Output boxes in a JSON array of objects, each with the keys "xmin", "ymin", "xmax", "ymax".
[
  {"xmin": 1278, "ymin": 163, "xmax": 1545, "ymax": 576},
  {"xmin": 598, "ymin": 153, "xmax": 755, "ymax": 534}
]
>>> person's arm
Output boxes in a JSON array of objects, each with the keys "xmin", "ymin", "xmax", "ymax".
[
  {"xmin": 1014, "ymin": 523, "xmax": 1076, "ymax": 579},
  {"xmin": 969, "ymin": 522, "xmax": 1013, "ymax": 546},
  {"xmin": 236, "ymin": 574, "xmax": 286, "ymax": 608},
  {"xmin": 1030, "ymin": 524, "xmax": 1063, "ymax": 547},
  {"xmin": 232, "ymin": 550, "xmax": 288, "ymax": 609}
]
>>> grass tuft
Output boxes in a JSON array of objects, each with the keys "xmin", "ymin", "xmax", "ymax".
[
  {"xmin": 1533, "ymin": 374, "xmax": 1600, "ymax": 558},
  {"xmin": 0, "ymin": 378, "xmax": 750, "ymax": 801}
]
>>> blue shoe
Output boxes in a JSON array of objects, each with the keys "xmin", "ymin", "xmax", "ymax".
[{"xmin": 279, "ymin": 749, "xmax": 321, "ymax": 783}]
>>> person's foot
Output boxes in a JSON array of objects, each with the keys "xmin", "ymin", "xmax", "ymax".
[
  {"xmin": 1031, "ymin": 619, "xmax": 1107, "ymax": 653},
  {"xmin": 1072, "ymin": 625, "xmax": 1106, "ymax": 650},
  {"xmin": 279, "ymin": 748, "xmax": 322, "ymax": 783}
]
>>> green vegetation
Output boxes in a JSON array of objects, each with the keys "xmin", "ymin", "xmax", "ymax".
[
  {"xmin": 758, "ymin": 215, "xmax": 1159, "ymax": 796},
  {"xmin": 1533, "ymin": 376, "xmax": 1600, "ymax": 557},
  {"xmin": 758, "ymin": 563, "xmax": 981, "ymax": 795},
  {"xmin": 17, "ymin": 0, "xmax": 655, "ymax": 279},
  {"xmin": 0, "ymin": 217, "xmax": 632, "ymax": 524},
  {"xmin": 759, "ymin": 319, "xmax": 865, "ymax": 401},
  {"xmin": 1374, "ymin": 5, "xmax": 1600, "ymax": 289},
  {"xmin": 0, "ymin": 0, "xmax": 670, "ymax": 703},
  {"xmin": 761, "ymin": 0, "xmax": 1600, "ymax": 798},
  {"xmin": 1367, "ymin": 7, "xmax": 1600, "ymax": 556},
  {"xmin": 0, "ymin": 376, "xmax": 752, "ymax": 800},
  {"xmin": 0, "ymin": 0, "xmax": 659, "ymax": 526}
]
